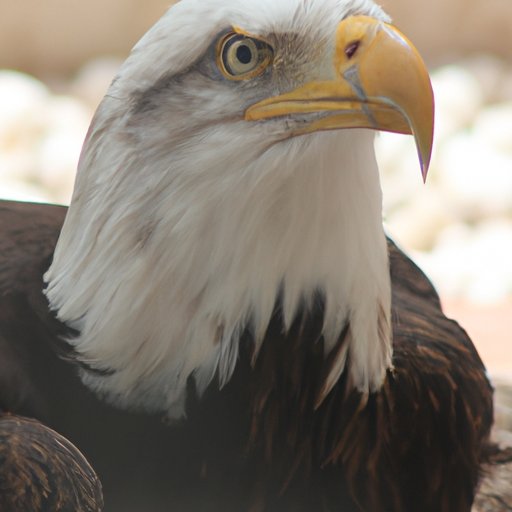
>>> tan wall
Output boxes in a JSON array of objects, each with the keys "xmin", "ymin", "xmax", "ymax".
[
  {"xmin": 0, "ymin": 0, "xmax": 170, "ymax": 76},
  {"xmin": 382, "ymin": 0, "xmax": 512, "ymax": 65},
  {"xmin": 1, "ymin": 0, "xmax": 511, "ymax": 76}
]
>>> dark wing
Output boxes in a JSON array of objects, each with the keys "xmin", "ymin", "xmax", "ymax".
[
  {"xmin": 233, "ymin": 238, "xmax": 494, "ymax": 512},
  {"xmin": 0, "ymin": 200, "xmax": 67, "ymax": 418},
  {"xmin": 0, "ymin": 414, "xmax": 103, "ymax": 512},
  {"xmin": 0, "ymin": 201, "xmax": 104, "ymax": 511},
  {"xmin": 352, "ymin": 239, "xmax": 495, "ymax": 511}
]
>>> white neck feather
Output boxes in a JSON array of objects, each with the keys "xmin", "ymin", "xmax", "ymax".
[{"xmin": 45, "ymin": 125, "xmax": 391, "ymax": 418}]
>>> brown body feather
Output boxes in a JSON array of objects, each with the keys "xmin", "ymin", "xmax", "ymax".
[{"xmin": 0, "ymin": 199, "xmax": 506, "ymax": 511}]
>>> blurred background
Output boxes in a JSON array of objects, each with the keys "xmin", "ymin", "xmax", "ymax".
[{"xmin": 0, "ymin": 0, "xmax": 511, "ymax": 383}]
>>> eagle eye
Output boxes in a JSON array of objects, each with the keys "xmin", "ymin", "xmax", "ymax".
[{"xmin": 217, "ymin": 33, "xmax": 273, "ymax": 80}]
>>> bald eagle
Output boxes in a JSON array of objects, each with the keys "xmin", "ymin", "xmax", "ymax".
[{"xmin": 0, "ymin": 0, "xmax": 502, "ymax": 510}]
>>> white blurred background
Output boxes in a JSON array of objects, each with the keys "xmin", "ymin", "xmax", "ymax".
[{"xmin": 0, "ymin": 0, "xmax": 511, "ymax": 377}]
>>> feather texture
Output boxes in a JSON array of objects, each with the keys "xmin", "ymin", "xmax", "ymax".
[
  {"xmin": 0, "ymin": 414, "xmax": 103, "ymax": 512},
  {"xmin": 45, "ymin": 0, "xmax": 392, "ymax": 417},
  {"xmin": 0, "ymin": 200, "xmax": 500, "ymax": 511}
]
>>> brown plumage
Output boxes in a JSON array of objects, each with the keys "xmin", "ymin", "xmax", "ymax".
[
  {"xmin": 239, "ymin": 238, "xmax": 494, "ymax": 511},
  {"xmin": 0, "ymin": 199, "xmax": 509, "ymax": 511},
  {"xmin": 0, "ymin": 414, "xmax": 103, "ymax": 512}
]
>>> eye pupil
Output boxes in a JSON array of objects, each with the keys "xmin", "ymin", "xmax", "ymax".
[{"xmin": 236, "ymin": 44, "xmax": 253, "ymax": 64}]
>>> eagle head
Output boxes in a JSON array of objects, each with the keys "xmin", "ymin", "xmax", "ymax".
[{"xmin": 44, "ymin": 0, "xmax": 434, "ymax": 417}]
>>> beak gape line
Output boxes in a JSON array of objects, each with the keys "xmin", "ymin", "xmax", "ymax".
[{"xmin": 246, "ymin": 16, "xmax": 434, "ymax": 181}]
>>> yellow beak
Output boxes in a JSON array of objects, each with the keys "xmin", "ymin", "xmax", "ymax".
[{"xmin": 245, "ymin": 16, "xmax": 434, "ymax": 181}]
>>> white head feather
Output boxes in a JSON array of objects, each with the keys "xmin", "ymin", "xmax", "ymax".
[{"xmin": 45, "ymin": 0, "xmax": 392, "ymax": 418}]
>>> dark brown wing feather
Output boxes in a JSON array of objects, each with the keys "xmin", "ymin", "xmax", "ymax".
[
  {"xmin": 234, "ymin": 240, "xmax": 494, "ymax": 511},
  {"xmin": 0, "ymin": 414, "xmax": 103, "ymax": 512},
  {"xmin": 0, "ymin": 199, "xmax": 504, "ymax": 511},
  {"xmin": 0, "ymin": 201, "xmax": 68, "ymax": 419},
  {"xmin": 0, "ymin": 201, "xmax": 104, "ymax": 511}
]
